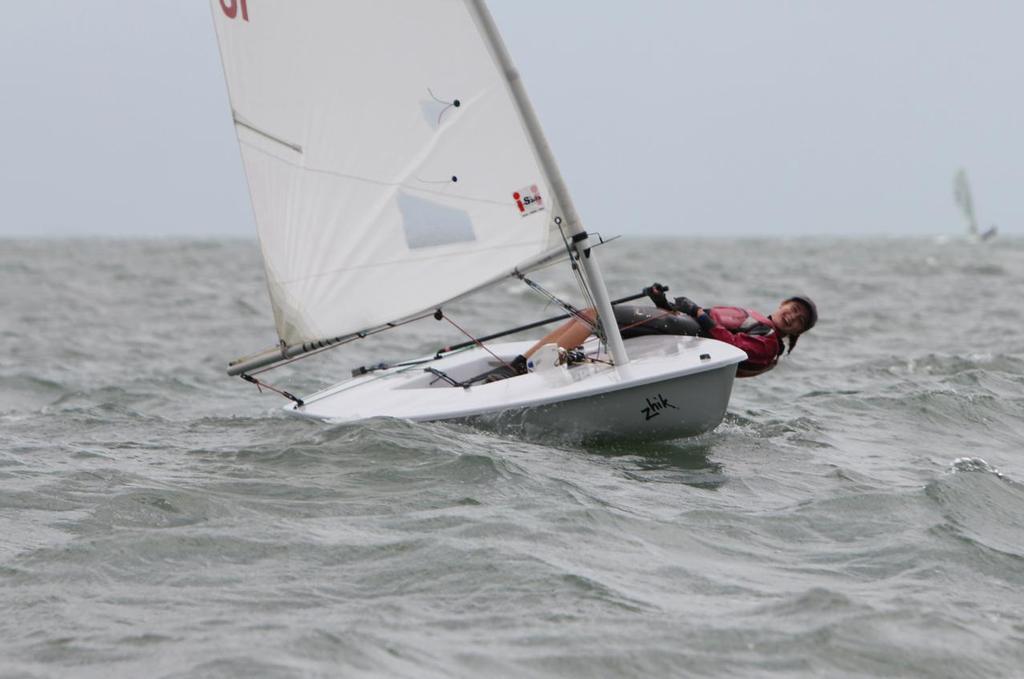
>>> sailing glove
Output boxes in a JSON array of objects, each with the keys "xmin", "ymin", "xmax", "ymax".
[
  {"xmin": 644, "ymin": 282, "xmax": 673, "ymax": 310},
  {"xmin": 673, "ymin": 296, "xmax": 701, "ymax": 317},
  {"xmin": 695, "ymin": 311, "xmax": 715, "ymax": 334}
]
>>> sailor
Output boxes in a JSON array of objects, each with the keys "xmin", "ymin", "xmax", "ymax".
[
  {"xmin": 630, "ymin": 283, "xmax": 817, "ymax": 377},
  {"xmin": 479, "ymin": 284, "xmax": 817, "ymax": 382}
]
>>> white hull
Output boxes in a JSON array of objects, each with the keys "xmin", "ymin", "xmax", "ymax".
[{"xmin": 287, "ymin": 335, "xmax": 746, "ymax": 442}]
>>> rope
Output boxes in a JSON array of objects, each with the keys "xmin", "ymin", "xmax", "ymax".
[
  {"xmin": 438, "ymin": 311, "xmax": 516, "ymax": 370},
  {"xmin": 241, "ymin": 374, "xmax": 304, "ymax": 406},
  {"xmin": 248, "ymin": 310, "xmax": 438, "ymax": 377},
  {"xmin": 515, "ymin": 273, "xmax": 596, "ymax": 330},
  {"xmin": 554, "ymin": 216, "xmax": 600, "ymax": 342}
]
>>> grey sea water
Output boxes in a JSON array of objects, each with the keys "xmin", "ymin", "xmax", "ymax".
[{"xmin": 2, "ymin": 237, "xmax": 1023, "ymax": 678}]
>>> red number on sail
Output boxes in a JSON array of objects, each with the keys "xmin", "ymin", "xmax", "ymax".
[{"xmin": 220, "ymin": 0, "xmax": 249, "ymax": 21}]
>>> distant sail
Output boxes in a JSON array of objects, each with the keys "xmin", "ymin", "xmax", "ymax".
[
  {"xmin": 953, "ymin": 168, "xmax": 978, "ymax": 236},
  {"xmin": 210, "ymin": 1, "xmax": 566, "ymax": 347}
]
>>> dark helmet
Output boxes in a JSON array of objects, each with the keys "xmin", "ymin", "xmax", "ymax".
[{"xmin": 785, "ymin": 295, "xmax": 817, "ymax": 332}]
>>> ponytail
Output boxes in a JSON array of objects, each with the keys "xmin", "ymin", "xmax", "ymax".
[{"xmin": 786, "ymin": 334, "xmax": 799, "ymax": 354}]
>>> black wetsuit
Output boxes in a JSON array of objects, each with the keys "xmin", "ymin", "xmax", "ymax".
[
  {"xmin": 614, "ymin": 304, "xmax": 783, "ymax": 377},
  {"xmin": 612, "ymin": 305, "xmax": 701, "ymax": 339}
]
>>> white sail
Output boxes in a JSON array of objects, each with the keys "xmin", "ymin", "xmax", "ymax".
[
  {"xmin": 210, "ymin": 0, "xmax": 565, "ymax": 347},
  {"xmin": 954, "ymin": 168, "xmax": 978, "ymax": 236}
]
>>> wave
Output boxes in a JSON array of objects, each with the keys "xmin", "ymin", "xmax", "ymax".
[{"xmin": 924, "ymin": 458, "xmax": 1024, "ymax": 561}]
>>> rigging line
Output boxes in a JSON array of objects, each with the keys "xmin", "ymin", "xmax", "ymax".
[
  {"xmin": 516, "ymin": 273, "xmax": 596, "ymax": 331},
  {"xmin": 516, "ymin": 271, "xmax": 570, "ymax": 312},
  {"xmin": 438, "ymin": 311, "xmax": 515, "ymax": 370},
  {"xmin": 554, "ymin": 215, "xmax": 603, "ymax": 348},
  {"xmin": 575, "ymin": 264, "xmax": 596, "ymax": 313},
  {"xmin": 555, "ymin": 215, "xmax": 595, "ymax": 307},
  {"xmin": 247, "ymin": 310, "xmax": 439, "ymax": 376},
  {"xmin": 553, "ymin": 212, "xmax": 597, "ymax": 314},
  {"xmin": 573, "ymin": 308, "xmax": 690, "ymax": 364},
  {"xmin": 435, "ymin": 289, "xmax": 649, "ymax": 356},
  {"xmin": 241, "ymin": 374, "xmax": 305, "ymax": 406},
  {"xmin": 571, "ymin": 267, "xmax": 598, "ymax": 336},
  {"xmin": 553, "ymin": 216, "xmax": 578, "ymax": 271}
]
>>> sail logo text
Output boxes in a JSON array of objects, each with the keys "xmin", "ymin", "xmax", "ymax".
[
  {"xmin": 513, "ymin": 185, "xmax": 544, "ymax": 217},
  {"xmin": 641, "ymin": 394, "xmax": 678, "ymax": 421},
  {"xmin": 220, "ymin": 0, "xmax": 249, "ymax": 21}
]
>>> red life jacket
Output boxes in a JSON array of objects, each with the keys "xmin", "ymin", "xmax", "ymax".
[
  {"xmin": 708, "ymin": 307, "xmax": 783, "ymax": 377},
  {"xmin": 709, "ymin": 307, "xmax": 775, "ymax": 336}
]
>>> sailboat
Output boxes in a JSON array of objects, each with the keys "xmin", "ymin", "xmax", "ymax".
[
  {"xmin": 209, "ymin": 0, "xmax": 745, "ymax": 441},
  {"xmin": 954, "ymin": 168, "xmax": 997, "ymax": 242}
]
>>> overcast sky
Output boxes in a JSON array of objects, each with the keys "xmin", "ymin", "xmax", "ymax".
[{"xmin": 1, "ymin": 1, "xmax": 1020, "ymax": 238}]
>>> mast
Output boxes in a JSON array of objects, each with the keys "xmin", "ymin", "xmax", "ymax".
[{"xmin": 466, "ymin": 0, "xmax": 630, "ymax": 367}]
